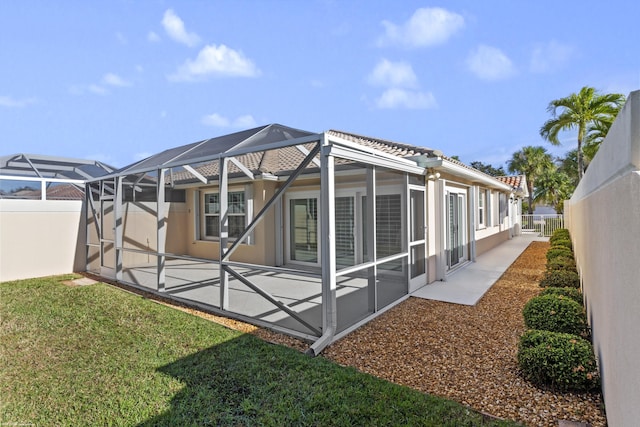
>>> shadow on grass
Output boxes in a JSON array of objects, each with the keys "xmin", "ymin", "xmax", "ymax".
[{"xmin": 139, "ymin": 334, "xmax": 514, "ymax": 427}]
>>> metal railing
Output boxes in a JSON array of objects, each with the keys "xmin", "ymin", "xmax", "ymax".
[{"xmin": 521, "ymin": 214, "xmax": 564, "ymax": 237}]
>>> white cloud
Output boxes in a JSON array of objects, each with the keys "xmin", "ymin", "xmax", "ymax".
[
  {"xmin": 88, "ymin": 84, "xmax": 108, "ymax": 95},
  {"xmin": 467, "ymin": 45, "xmax": 515, "ymax": 81},
  {"xmin": 0, "ymin": 95, "xmax": 37, "ymax": 108},
  {"xmin": 367, "ymin": 59, "xmax": 418, "ymax": 88},
  {"xmin": 147, "ymin": 31, "xmax": 161, "ymax": 43},
  {"xmin": 375, "ymin": 88, "xmax": 437, "ymax": 109},
  {"xmin": 378, "ymin": 7, "xmax": 464, "ymax": 48},
  {"xmin": 102, "ymin": 73, "xmax": 131, "ymax": 87},
  {"xmin": 169, "ymin": 44, "xmax": 261, "ymax": 81},
  {"xmin": 232, "ymin": 114, "xmax": 257, "ymax": 128},
  {"xmin": 202, "ymin": 113, "xmax": 230, "ymax": 127},
  {"xmin": 530, "ymin": 41, "xmax": 574, "ymax": 73},
  {"xmin": 162, "ymin": 9, "xmax": 200, "ymax": 47},
  {"xmin": 202, "ymin": 113, "xmax": 257, "ymax": 128}
]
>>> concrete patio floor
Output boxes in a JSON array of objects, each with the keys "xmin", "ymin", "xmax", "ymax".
[{"xmin": 411, "ymin": 233, "xmax": 549, "ymax": 306}]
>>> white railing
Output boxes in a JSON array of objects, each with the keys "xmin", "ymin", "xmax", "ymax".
[{"xmin": 520, "ymin": 214, "xmax": 564, "ymax": 237}]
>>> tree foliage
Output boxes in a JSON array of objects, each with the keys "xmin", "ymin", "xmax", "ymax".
[
  {"xmin": 507, "ymin": 146, "xmax": 553, "ymax": 214},
  {"xmin": 540, "ymin": 86, "xmax": 625, "ymax": 181},
  {"xmin": 469, "ymin": 161, "xmax": 506, "ymax": 177}
]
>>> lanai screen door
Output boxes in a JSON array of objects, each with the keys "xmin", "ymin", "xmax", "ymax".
[{"xmin": 409, "ymin": 187, "xmax": 426, "ymax": 290}]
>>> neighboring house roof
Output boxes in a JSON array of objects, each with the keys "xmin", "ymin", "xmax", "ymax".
[
  {"xmin": 2, "ymin": 183, "xmax": 85, "ymax": 200},
  {"xmin": 0, "ymin": 153, "xmax": 114, "ymax": 180},
  {"xmin": 495, "ymin": 175, "xmax": 529, "ymax": 197}
]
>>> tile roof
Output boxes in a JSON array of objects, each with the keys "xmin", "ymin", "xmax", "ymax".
[
  {"xmin": 155, "ymin": 125, "xmax": 508, "ymax": 189},
  {"xmin": 327, "ymin": 129, "xmax": 437, "ymax": 157},
  {"xmin": 496, "ymin": 175, "xmax": 525, "ymax": 189}
]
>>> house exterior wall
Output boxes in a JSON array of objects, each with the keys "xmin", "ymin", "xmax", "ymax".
[
  {"xmin": 185, "ymin": 180, "xmax": 277, "ymax": 265},
  {"xmin": 0, "ymin": 200, "xmax": 85, "ymax": 281},
  {"xmin": 564, "ymin": 90, "xmax": 640, "ymax": 427}
]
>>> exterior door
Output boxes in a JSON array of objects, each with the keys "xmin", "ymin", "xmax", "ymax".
[
  {"xmin": 408, "ymin": 188, "xmax": 427, "ymax": 291},
  {"xmin": 100, "ymin": 199, "xmax": 116, "ymax": 278},
  {"xmin": 447, "ymin": 192, "xmax": 466, "ymax": 269}
]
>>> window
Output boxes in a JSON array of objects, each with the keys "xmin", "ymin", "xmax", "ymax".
[
  {"xmin": 478, "ymin": 188, "xmax": 485, "ymax": 228},
  {"xmin": 486, "ymin": 190, "xmax": 492, "ymax": 226},
  {"xmin": 202, "ymin": 189, "xmax": 250, "ymax": 241},
  {"xmin": 499, "ymin": 193, "xmax": 508, "ymax": 223}
]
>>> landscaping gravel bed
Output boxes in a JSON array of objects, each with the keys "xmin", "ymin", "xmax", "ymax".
[{"xmin": 322, "ymin": 242, "xmax": 606, "ymax": 427}]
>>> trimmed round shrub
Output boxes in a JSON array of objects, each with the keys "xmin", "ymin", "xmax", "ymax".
[
  {"xmin": 546, "ymin": 256, "xmax": 577, "ymax": 272},
  {"xmin": 518, "ymin": 329, "xmax": 599, "ymax": 391},
  {"xmin": 539, "ymin": 287, "xmax": 583, "ymax": 305},
  {"xmin": 523, "ymin": 294, "xmax": 588, "ymax": 336},
  {"xmin": 550, "ymin": 228, "xmax": 570, "ymax": 244},
  {"xmin": 546, "ymin": 247, "xmax": 574, "ymax": 262},
  {"xmin": 540, "ymin": 269, "xmax": 581, "ymax": 288},
  {"xmin": 551, "ymin": 238, "xmax": 572, "ymax": 250}
]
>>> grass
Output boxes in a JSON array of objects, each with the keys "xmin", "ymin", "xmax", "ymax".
[{"xmin": 1, "ymin": 275, "xmax": 520, "ymax": 426}]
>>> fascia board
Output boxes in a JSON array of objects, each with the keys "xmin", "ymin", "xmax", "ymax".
[{"xmin": 440, "ymin": 160, "xmax": 513, "ymax": 191}]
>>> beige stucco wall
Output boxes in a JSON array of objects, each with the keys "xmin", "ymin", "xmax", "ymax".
[
  {"xmin": 0, "ymin": 200, "xmax": 85, "ymax": 282},
  {"xmin": 564, "ymin": 90, "xmax": 640, "ymax": 427}
]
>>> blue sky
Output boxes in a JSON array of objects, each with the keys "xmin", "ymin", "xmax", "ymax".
[{"xmin": 1, "ymin": 1, "xmax": 638, "ymax": 169}]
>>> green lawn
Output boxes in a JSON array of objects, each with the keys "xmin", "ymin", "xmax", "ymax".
[{"xmin": 1, "ymin": 275, "xmax": 519, "ymax": 426}]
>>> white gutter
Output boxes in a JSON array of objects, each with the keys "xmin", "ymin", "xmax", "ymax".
[{"xmin": 418, "ymin": 157, "xmax": 512, "ymax": 191}]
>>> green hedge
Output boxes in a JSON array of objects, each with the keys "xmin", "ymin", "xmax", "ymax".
[
  {"xmin": 546, "ymin": 247, "xmax": 574, "ymax": 262},
  {"xmin": 523, "ymin": 294, "xmax": 588, "ymax": 336},
  {"xmin": 518, "ymin": 330, "xmax": 599, "ymax": 391},
  {"xmin": 549, "ymin": 228, "xmax": 570, "ymax": 245},
  {"xmin": 546, "ymin": 256, "xmax": 577, "ymax": 272},
  {"xmin": 540, "ymin": 269, "xmax": 581, "ymax": 288},
  {"xmin": 550, "ymin": 238, "xmax": 572, "ymax": 250},
  {"xmin": 539, "ymin": 287, "xmax": 583, "ymax": 305}
]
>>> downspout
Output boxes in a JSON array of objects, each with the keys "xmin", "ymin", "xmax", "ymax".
[{"xmin": 306, "ymin": 134, "xmax": 337, "ymax": 356}]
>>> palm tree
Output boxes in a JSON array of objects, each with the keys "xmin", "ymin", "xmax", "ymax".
[
  {"xmin": 540, "ymin": 86, "xmax": 625, "ymax": 180},
  {"xmin": 533, "ymin": 167, "xmax": 573, "ymax": 214},
  {"xmin": 507, "ymin": 146, "xmax": 553, "ymax": 214}
]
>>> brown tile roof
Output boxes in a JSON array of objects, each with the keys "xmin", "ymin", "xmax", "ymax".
[
  {"xmin": 0, "ymin": 183, "xmax": 84, "ymax": 200},
  {"xmin": 496, "ymin": 175, "xmax": 525, "ymax": 190}
]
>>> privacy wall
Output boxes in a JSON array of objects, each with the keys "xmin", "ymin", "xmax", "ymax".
[
  {"xmin": 564, "ymin": 90, "xmax": 640, "ymax": 427},
  {"xmin": 0, "ymin": 200, "xmax": 85, "ymax": 282}
]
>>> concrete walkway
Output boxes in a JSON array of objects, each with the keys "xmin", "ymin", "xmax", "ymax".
[{"xmin": 411, "ymin": 234, "xmax": 548, "ymax": 306}]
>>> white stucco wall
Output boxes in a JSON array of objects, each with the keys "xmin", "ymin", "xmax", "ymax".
[
  {"xmin": 0, "ymin": 200, "xmax": 85, "ymax": 282},
  {"xmin": 564, "ymin": 90, "xmax": 640, "ymax": 427}
]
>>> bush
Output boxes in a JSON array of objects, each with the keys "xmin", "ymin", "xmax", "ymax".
[
  {"xmin": 546, "ymin": 256, "xmax": 577, "ymax": 272},
  {"xmin": 550, "ymin": 228, "xmax": 570, "ymax": 244},
  {"xmin": 523, "ymin": 294, "xmax": 588, "ymax": 336},
  {"xmin": 551, "ymin": 238, "xmax": 572, "ymax": 250},
  {"xmin": 518, "ymin": 330, "xmax": 599, "ymax": 391},
  {"xmin": 539, "ymin": 287, "xmax": 583, "ymax": 305},
  {"xmin": 546, "ymin": 247, "xmax": 574, "ymax": 262},
  {"xmin": 540, "ymin": 269, "xmax": 581, "ymax": 288}
]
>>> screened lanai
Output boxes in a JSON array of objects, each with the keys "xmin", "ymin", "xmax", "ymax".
[{"xmin": 87, "ymin": 124, "xmax": 438, "ymax": 354}]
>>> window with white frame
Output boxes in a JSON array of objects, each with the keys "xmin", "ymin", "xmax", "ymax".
[
  {"xmin": 486, "ymin": 189, "xmax": 492, "ymax": 226},
  {"xmin": 478, "ymin": 188, "xmax": 486, "ymax": 228},
  {"xmin": 202, "ymin": 188, "xmax": 251, "ymax": 242}
]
